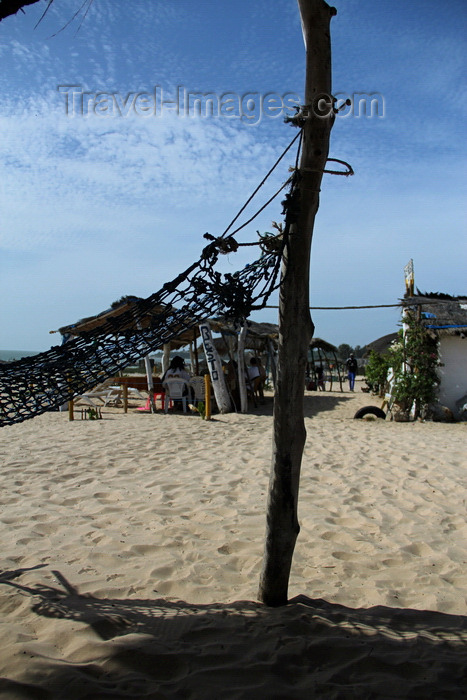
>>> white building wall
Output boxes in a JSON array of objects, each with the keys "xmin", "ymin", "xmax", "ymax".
[{"xmin": 437, "ymin": 336, "xmax": 467, "ymax": 418}]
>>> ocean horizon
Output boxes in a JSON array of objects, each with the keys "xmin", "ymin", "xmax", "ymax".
[
  {"xmin": 0, "ymin": 349, "xmax": 186, "ymax": 364},
  {"xmin": 0, "ymin": 350, "xmax": 41, "ymax": 363}
]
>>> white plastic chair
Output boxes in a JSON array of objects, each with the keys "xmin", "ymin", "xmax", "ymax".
[
  {"xmin": 163, "ymin": 377, "xmax": 188, "ymax": 413},
  {"xmin": 189, "ymin": 376, "xmax": 206, "ymax": 407}
]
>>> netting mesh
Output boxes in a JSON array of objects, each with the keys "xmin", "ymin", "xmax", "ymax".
[
  {"xmin": 1, "ymin": 125, "xmax": 306, "ymax": 427},
  {"xmin": 0, "ymin": 237, "xmax": 283, "ymax": 427}
]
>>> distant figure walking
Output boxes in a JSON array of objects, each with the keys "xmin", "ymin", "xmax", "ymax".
[
  {"xmin": 346, "ymin": 353, "xmax": 358, "ymax": 391},
  {"xmin": 316, "ymin": 364, "xmax": 325, "ymax": 391},
  {"xmin": 246, "ymin": 357, "xmax": 266, "ymax": 400}
]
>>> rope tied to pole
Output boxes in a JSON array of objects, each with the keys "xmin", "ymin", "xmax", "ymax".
[{"xmin": 300, "ymin": 157, "xmax": 354, "ymax": 177}]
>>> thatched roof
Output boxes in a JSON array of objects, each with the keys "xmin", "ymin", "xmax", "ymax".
[
  {"xmin": 403, "ymin": 293, "xmax": 467, "ymax": 336},
  {"xmin": 310, "ymin": 337, "xmax": 337, "ymax": 353},
  {"xmin": 55, "ymin": 299, "xmax": 343, "ymax": 361},
  {"xmin": 54, "ymin": 299, "xmax": 280, "ymax": 353},
  {"xmin": 210, "ymin": 319, "xmax": 278, "ymax": 349},
  {"xmin": 365, "ymin": 332, "xmax": 398, "ymax": 356},
  {"xmin": 55, "ymin": 297, "xmax": 199, "ymax": 350}
]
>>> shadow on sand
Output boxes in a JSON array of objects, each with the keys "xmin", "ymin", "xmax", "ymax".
[
  {"xmin": 1, "ymin": 569, "xmax": 466, "ymax": 699},
  {"xmin": 246, "ymin": 393, "xmax": 357, "ymax": 420}
]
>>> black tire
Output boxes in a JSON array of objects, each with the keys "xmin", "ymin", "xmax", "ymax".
[{"xmin": 354, "ymin": 405, "xmax": 386, "ymax": 420}]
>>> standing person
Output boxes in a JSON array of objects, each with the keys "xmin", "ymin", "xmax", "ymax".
[
  {"xmin": 346, "ymin": 353, "xmax": 358, "ymax": 392},
  {"xmin": 316, "ymin": 364, "xmax": 325, "ymax": 391},
  {"xmin": 246, "ymin": 357, "xmax": 266, "ymax": 400}
]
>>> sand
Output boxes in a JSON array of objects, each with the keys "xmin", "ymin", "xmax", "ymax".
[{"xmin": 0, "ymin": 383, "xmax": 466, "ymax": 698}]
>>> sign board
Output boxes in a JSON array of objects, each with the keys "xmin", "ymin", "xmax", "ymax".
[
  {"xmin": 199, "ymin": 322, "xmax": 221, "ymax": 381},
  {"xmin": 198, "ymin": 322, "xmax": 231, "ymax": 413}
]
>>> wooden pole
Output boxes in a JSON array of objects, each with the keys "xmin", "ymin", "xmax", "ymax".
[
  {"xmin": 237, "ymin": 324, "xmax": 248, "ymax": 413},
  {"xmin": 68, "ymin": 399, "xmax": 74, "ymax": 421},
  {"xmin": 162, "ymin": 343, "xmax": 171, "ymax": 375},
  {"xmin": 123, "ymin": 383, "xmax": 128, "ymax": 413},
  {"xmin": 267, "ymin": 338, "xmax": 277, "ymax": 389},
  {"xmin": 193, "ymin": 329, "xmax": 200, "ymax": 375},
  {"xmin": 204, "ymin": 373, "xmax": 211, "ymax": 420},
  {"xmin": 143, "ymin": 356, "xmax": 156, "ymax": 412},
  {"xmin": 258, "ymin": 0, "xmax": 336, "ymax": 606}
]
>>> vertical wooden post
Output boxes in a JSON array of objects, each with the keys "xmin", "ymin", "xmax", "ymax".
[
  {"xmin": 144, "ymin": 356, "xmax": 156, "ymax": 412},
  {"xmin": 237, "ymin": 324, "xmax": 248, "ymax": 413},
  {"xmin": 162, "ymin": 343, "xmax": 171, "ymax": 375},
  {"xmin": 258, "ymin": 0, "xmax": 336, "ymax": 606},
  {"xmin": 204, "ymin": 373, "xmax": 211, "ymax": 420},
  {"xmin": 67, "ymin": 374, "xmax": 74, "ymax": 421},
  {"xmin": 267, "ymin": 338, "xmax": 277, "ymax": 388},
  {"xmin": 123, "ymin": 383, "xmax": 128, "ymax": 413},
  {"xmin": 193, "ymin": 329, "xmax": 200, "ymax": 375}
]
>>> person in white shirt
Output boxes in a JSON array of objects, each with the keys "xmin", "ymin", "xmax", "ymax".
[{"xmin": 162, "ymin": 356, "xmax": 191, "ymax": 383}]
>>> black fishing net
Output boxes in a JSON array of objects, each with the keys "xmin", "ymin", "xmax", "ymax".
[
  {"xmin": 0, "ymin": 234, "xmax": 284, "ymax": 427},
  {"xmin": 0, "ymin": 127, "xmax": 307, "ymax": 427}
]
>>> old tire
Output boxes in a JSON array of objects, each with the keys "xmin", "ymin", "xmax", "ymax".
[{"xmin": 354, "ymin": 405, "xmax": 386, "ymax": 420}]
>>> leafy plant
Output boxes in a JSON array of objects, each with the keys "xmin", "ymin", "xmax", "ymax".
[
  {"xmin": 388, "ymin": 317, "xmax": 440, "ymax": 419},
  {"xmin": 365, "ymin": 350, "xmax": 390, "ymax": 396},
  {"xmin": 189, "ymin": 401, "xmax": 206, "ymax": 419}
]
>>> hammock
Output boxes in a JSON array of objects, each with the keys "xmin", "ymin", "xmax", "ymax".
[
  {"xmin": 0, "ymin": 236, "xmax": 283, "ymax": 426},
  {"xmin": 0, "ymin": 128, "xmax": 305, "ymax": 427}
]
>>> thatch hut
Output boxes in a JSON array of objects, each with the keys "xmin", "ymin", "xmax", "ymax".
[
  {"xmin": 364, "ymin": 332, "xmax": 398, "ymax": 357},
  {"xmin": 403, "ymin": 293, "xmax": 467, "ymax": 418},
  {"xmin": 308, "ymin": 337, "xmax": 343, "ymax": 391}
]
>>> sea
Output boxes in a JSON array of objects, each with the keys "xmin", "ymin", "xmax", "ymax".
[
  {"xmin": 0, "ymin": 350, "xmax": 41, "ymax": 363},
  {"xmin": 0, "ymin": 349, "xmax": 191, "ymax": 364}
]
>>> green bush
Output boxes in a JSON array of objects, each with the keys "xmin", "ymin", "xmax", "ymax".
[
  {"xmin": 388, "ymin": 319, "xmax": 439, "ymax": 418},
  {"xmin": 365, "ymin": 350, "xmax": 390, "ymax": 396}
]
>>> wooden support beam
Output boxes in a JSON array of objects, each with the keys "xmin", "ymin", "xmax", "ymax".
[
  {"xmin": 204, "ymin": 373, "xmax": 212, "ymax": 420},
  {"xmin": 123, "ymin": 383, "xmax": 128, "ymax": 413},
  {"xmin": 237, "ymin": 324, "xmax": 248, "ymax": 414},
  {"xmin": 258, "ymin": 0, "xmax": 337, "ymax": 607}
]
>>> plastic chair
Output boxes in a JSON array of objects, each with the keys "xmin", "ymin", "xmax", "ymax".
[
  {"xmin": 163, "ymin": 377, "xmax": 188, "ymax": 413},
  {"xmin": 189, "ymin": 376, "xmax": 205, "ymax": 407},
  {"xmin": 139, "ymin": 378, "xmax": 168, "ymax": 411}
]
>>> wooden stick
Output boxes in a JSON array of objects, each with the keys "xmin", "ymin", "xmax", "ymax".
[
  {"xmin": 237, "ymin": 324, "xmax": 248, "ymax": 413},
  {"xmin": 204, "ymin": 373, "xmax": 211, "ymax": 420},
  {"xmin": 258, "ymin": 0, "xmax": 337, "ymax": 607}
]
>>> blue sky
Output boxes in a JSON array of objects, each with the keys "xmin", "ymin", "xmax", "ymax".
[{"xmin": 1, "ymin": 0, "xmax": 466, "ymax": 351}]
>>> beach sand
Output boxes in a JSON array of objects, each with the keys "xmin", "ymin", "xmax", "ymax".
[{"xmin": 1, "ymin": 383, "xmax": 466, "ymax": 698}]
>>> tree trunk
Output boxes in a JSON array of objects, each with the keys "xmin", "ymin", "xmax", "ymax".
[{"xmin": 258, "ymin": 0, "xmax": 336, "ymax": 607}]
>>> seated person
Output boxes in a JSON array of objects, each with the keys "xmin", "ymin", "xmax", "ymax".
[
  {"xmin": 162, "ymin": 356, "xmax": 191, "ymax": 406},
  {"xmin": 162, "ymin": 356, "xmax": 191, "ymax": 383}
]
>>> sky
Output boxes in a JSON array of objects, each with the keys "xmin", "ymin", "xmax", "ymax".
[{"xmin": 1, "ymin": 0, "xmax": 466, "ymax": 352}]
